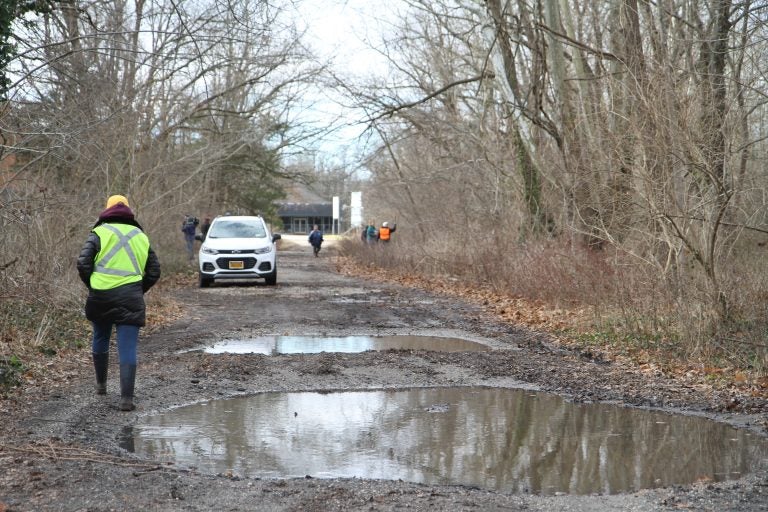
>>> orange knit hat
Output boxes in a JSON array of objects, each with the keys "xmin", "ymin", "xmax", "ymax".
[{"xmin": 105, "ymin": 194, "xmax": 129, "ymax": 209}]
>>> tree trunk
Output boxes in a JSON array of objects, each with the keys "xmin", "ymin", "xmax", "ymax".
[{"xmin": 483, "ymin": 0, "xmax": 551, "ymax": 233}]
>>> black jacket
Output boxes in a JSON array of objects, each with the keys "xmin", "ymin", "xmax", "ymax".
[
  {"xmin": 76, "ymin": 218, "xmax": 161, "ymax": 326},
  {"xmin": 308, "ymin": 230, "xmax": 324, "ymax": 247}
]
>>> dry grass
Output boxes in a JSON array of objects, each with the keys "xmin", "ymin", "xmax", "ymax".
[
  {"xmin": 0, "ymin": 269, "xmax": 185, "ymax": 397},
  {"xmin": 338, "ymin": 233, "xmax": 768, "ymax": 389}
]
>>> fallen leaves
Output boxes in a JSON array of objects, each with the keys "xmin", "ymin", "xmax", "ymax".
[
  {"xmin": 145, "ymin": 296, "xmax": 184, "ymax": 333},
  {"xmin": 336, "ymin": 256, "xmax": 586, "ymax": 333},
  {"xmin": 336, "ymin": 255, "xmax": 768, "ymax": 402}
]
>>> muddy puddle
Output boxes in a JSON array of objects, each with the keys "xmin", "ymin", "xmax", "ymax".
[
  {"xmin": 187, "ymin": 335, "xmax": 489, "ymax": 354},
  {"xmin": 122, "ymin": 387, "xmax": 768, "ymax": 495}
]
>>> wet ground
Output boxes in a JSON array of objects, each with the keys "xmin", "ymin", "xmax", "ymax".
[{"xmin": 1, "ymin": 243, "xmax": 767, "ymax": 511}]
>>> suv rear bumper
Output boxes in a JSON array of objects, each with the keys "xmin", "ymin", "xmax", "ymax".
[{"xmin": 200, "ymin": 270, "xmax": 272, "ymax": 281}]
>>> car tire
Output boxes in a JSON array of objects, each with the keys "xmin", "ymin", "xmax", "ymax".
[
  {"xmin": 199, "ymin": 273, "xmax": 213, "ymax": 288},
  {"xmin": 264, "ymin": 269, "xmax": 277, "ymax": 286}
]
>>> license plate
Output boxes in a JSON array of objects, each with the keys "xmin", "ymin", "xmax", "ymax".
[{"xmin": 228, "ymin": 260, "xmax": 244, "ymax": 270}]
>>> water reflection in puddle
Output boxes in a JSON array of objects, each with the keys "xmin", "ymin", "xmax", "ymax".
[
  {"xmin": 193, "ymin": 335, "xmax": 489, "ymax": 354},
  {"xmin": 123, "ymin": 387, "xmax": 768, "ymax": 495}
]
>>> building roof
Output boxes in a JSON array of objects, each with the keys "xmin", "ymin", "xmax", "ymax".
[
  {"xmin": 277, "ymin": 202, "xmax": 332, "ymax": 217},
  {"xmin": 282, "ymin": 181, "xmax": 327, "ymax": 203}
]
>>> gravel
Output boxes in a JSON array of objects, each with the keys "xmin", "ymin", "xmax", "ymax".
[{"xmin": 1, "ymin": 247, "xmax": 766, "ymax": 511}]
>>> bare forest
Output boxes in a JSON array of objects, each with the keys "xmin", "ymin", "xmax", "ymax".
[
  {"xmin": 349, "ymin": 0, "xmax": 768, "ymax": 378},
  {"xmin": 2, "ymin": 0, "xmax": 768, "ymax": 389}
]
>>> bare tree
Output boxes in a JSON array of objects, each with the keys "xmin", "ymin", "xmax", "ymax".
[
  {"xmin": 338, "ymin": 0, "xmax": 768, "ymax": 350},
  {"xmin": 0, "ymin": 0, "xmax": 322, "ymax": 298}
]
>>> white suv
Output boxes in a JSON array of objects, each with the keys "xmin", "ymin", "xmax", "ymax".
[{"xmin": 197, "ymin": 215, "xmax": 281, "ymax": 287}]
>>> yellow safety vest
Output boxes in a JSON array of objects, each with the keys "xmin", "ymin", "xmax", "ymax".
[{"xmin": 90, "ymin": 223, "xmax": 149, "ymax": 290}]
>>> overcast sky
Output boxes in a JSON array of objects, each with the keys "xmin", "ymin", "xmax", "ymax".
[
  {"xmin": 285, "ymin": 0, "xmax": 407, "ymax": 163},
  {"xmin": 293, "ymin": 0, "xmax": 400, "ymax": 76}
]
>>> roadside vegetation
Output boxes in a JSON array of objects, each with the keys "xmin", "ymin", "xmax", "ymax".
[
  {"xmin": 340, "ymin": 237, "xmax": 768, "ymax": 397},
  {"xmin": 336, "ymin": 1, "xmax": 768, "ymax": 396}
]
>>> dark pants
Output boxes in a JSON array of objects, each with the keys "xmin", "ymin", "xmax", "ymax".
[{"xmin": 184, "ymin": 234, "xmax": 195, "ymax": 260}]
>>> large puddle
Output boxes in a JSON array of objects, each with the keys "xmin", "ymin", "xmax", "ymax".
[
  {"xmin": 191, "ymin": 335, "xmax": 489, "ymax": 354},
  {"xmin": 123, "ymin": 387, "xmax": 768, "ymax": 495}
]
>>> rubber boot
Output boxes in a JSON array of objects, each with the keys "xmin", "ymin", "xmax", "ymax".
[
  {"xmin": 92, "ymin": 352, "xmax": 108, "ymax": 395},
  {"xmin": 119, "ymin": 364, "xmax": 137, "ymax": 411}
]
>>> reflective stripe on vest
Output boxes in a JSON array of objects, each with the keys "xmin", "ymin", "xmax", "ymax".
[
  {"xmin": 90, "ymin": 224, "xmax": 149, "ymax": 290},
  {"xmin": 379, "ymin": 227, "xmax": 391, "ymax": 240}
]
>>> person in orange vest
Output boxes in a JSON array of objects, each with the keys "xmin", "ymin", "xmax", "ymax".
[{"xmin": 379, "ymin": 221, "xmax": 396, "ymax": 242}]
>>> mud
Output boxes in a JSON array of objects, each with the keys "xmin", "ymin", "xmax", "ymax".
[{"xmin": 1, "ymin": 245, "xmax": 767, "ymax": 511}]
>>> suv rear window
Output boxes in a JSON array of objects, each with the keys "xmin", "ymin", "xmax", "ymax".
[{"xmin": 208, "ymin": 219, "xmax": 267, "ymax": 238}]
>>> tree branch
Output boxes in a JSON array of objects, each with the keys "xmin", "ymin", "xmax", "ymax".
[
  {"xmin": 664, "ymin": 214, "xmax": 768, "ymax": 235},
  {"xmin": 366, "ymin": 74, "xmax": 490, "ymax": 123}
]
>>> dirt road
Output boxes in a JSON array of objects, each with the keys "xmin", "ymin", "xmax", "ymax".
[{"xmin": 1, "ymin": 243, "xmax": 767, "ymax": 511}]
